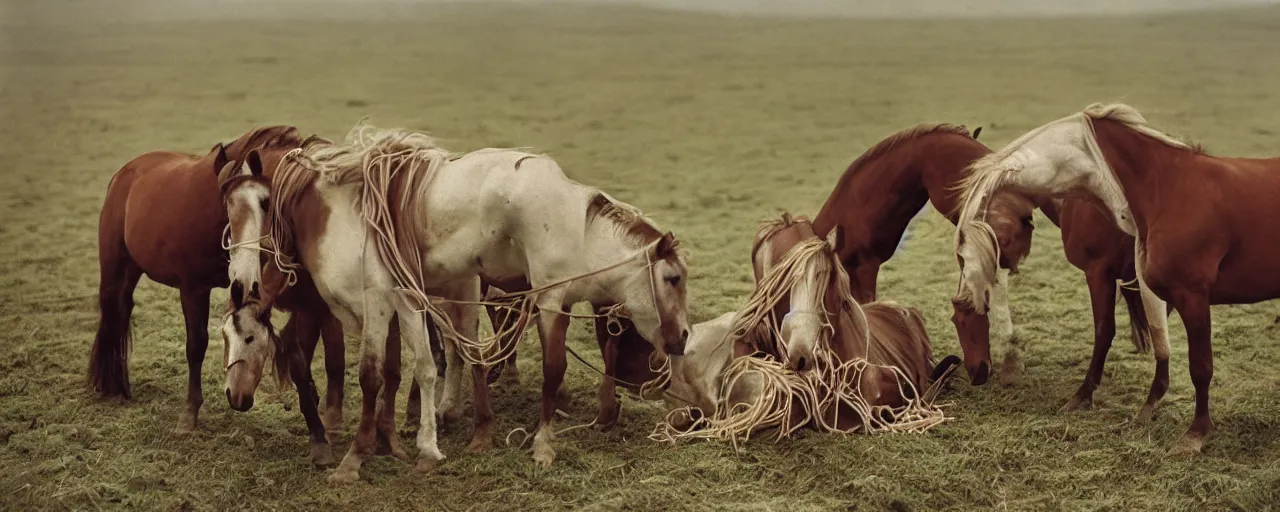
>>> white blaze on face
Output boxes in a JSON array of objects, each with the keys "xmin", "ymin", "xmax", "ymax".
[
  {"xmin": 665, "ymin": 312, "xmax": 736, "ymax": 415},
  {"xmin": 780, "ymin": 259, "xmax": 825, "ymax": 368},
  {"xmin": 226, "ymin": 164, "xmax": 270, "ymax": 302},
  {"xmin": 221, "ymin": 304, "xmax": 274, "ymax": 397}
]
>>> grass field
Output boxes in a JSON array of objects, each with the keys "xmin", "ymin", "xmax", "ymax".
[{"xmin": 4, "ymin": 1, "xmax": 1280, "ymax": 510}]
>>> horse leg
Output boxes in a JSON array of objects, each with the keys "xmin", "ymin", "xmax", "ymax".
[
  {"xmin": 405, "ymin": 377, "xmax": 421, "ymax": 431},
  {"xmin": 175, "ymin": 288, "xmax": 211, "ymax": 434},
  {"xmin": 437, "ymin": 305, "xmax": 469, "ymax": 424},
  {"xmin": 1062, "ymin": 266, "xmax": 1117, "ymax": 411},
  {"xmin": 89, "ymin": 246, "xmax": 143, "ymax": 399},
  {"xmin": 466, "ymin": 361, "xmax": 495, "ymax": 453},
  {"xmin": 593, "ymin": 314, "xmax": 621, "ymax": 431},
  {"xmin": 375, "ymin": 314, "xmax": 408, "ymax": 460},
  {"xmin": 318, "ymin": 311, "xmax": 345, "ymax": 438},
  {"xmin": 848, "ymin": 260, "xmax": 880, "ymax": 304},
  {"xmin": 1133, "ymin": 256, "xmax": 1171, "ymax": 425},
  {"xmin": 990, "ymin": 268, "xmax": 1020, "ymax": 386},
  {"xmin": 532, "ymin": 310, "xmax": 570, "ymax": 467},
  {"xmin": 328, "ymin": 301, "xmax": 392, "ymax": 484},
  {"xmin": 284, "ymin": 312, "xmax": 334, "ymax": 466},
  {"xmin": 398, "ymin": 307, "xmax": 446, "ymax": 472},
  {"xmin": 1168, "ymin": 288, "xmax": 1213, "ymax": 454}
]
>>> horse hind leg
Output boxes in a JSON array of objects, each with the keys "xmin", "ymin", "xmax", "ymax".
[
  {"xmin": 88, "ymin": 241, "xmax": 144, "ymax": 399},
  {"xmin": 1132, "ymin": 256, "xmax": 1171, "ymax": 426},
  {"xmin": 375, "ymin": 314, "xmax": 408, "ymax": 461},
  {"xmin": 173, "ymin": 288, "xmax": 212, "ymax": 434}
]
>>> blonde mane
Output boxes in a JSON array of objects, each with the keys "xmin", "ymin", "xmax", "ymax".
[
  {"xmin": 651, "ymin": 215, "xmax": 948, "ymax": 445},
  {"xmin": 950, "ymin": 102, "xmax": 1191, "ymax": 309},
  {"xmin": 587, "ymin": 191, "xmax": 667, "ymax": 246}
]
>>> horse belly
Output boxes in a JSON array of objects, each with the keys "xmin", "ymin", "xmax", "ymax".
[{"xmin": 1210, "ymin": 247, "xmax": 1280, "ymax": 304}]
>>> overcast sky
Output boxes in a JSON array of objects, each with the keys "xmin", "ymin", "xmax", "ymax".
[{"xmin": 4, "ymin": 0, "xmax": 1279, "ymax": 25}]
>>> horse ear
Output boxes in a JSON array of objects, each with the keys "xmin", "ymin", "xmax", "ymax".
[
  {"xmin": 826, "ymin": 225, "xmax": 845, "ymax": 253},
  {"xmin": 212, "ymin": 143, "xmax": 229, "ymax": 176},
  {"xmin": 655, "ymin": 231, "xmax": 677, "ymax": 259},
  {"xmin": 217, "ymin": 160, "xmax": 239, "ymax": 186},
  {"xmin": 246, "ymin": 149, "xmax": 264, "ymax": 177},
  {"xmin": 972, "ymin": 126, "xmax": 983, "ymax": 140}
]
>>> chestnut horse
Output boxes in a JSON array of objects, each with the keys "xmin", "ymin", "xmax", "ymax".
[
  {"xmin": 661, "ymin": 214, "xmax": 958, "ymax": 436},
  {"xmin": 809, "ymin": 123, "xmax": 1038, "ymax": 385},
  {"xmin": 89, "ymin": 126, "xmax": 304, "ymax": 432},
  {"xmin": 953, "ymin": 102, "xmax": 1280, "ymax": 453}
]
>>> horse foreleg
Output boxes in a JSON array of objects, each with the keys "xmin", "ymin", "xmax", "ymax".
[
  {"xmin": 328, "ymin": 303, "xmax": 391, "ymax": 485},
  {"xmin": 437, "ymin": 304, "xmax": 470, "ymax": 424},
  {"xmin": 1062, "ymin": 266, "xmax": 1117, "ymax": 412},
  {"xmin": 175, "ymin": 288, "xmax": 211, "ymax": 434},
  {"xmin": 375, "ymin": 315, "xmax": 408, "ymax": 460},
  {"xmin": 319, "ymin": 310, "xmax": 346, "ymax": 437},
  {"xmin": 990, "ymin": 268, "xmax": 1020, "ymax": 386},
  {"xmin": 533, "ymin": 310, "xmax": 570, "ymax": 467},
  {"xmin": 285, "ymin": 313, "xmax": 334, "ymax": 466},
  {"xmin": 593, "ymin": 314, "xmax": 620, "ymax": 431},
  {"xmin": 849, "ymin": 259, "xmax": 881, "ymax": 304},
  {"xmin": 400, "ymin": 309, "xmax": 446, "ymax": 472},
  {"xmin": 1133, "ymin": 255, "xmax": 1170, "ymax": 425},
  {"xmin": 1169, "ymin": 287, "xmax": 1213, "ymax": 454}
]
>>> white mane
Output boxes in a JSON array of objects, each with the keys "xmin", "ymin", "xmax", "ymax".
[{"xmin": 952, "ymin": 102, "xmax": 1190, "ymax": 309}]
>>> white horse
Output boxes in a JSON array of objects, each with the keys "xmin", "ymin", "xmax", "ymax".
[
  {"xmin": 222, "ymin": 124, "xmax": 691, "ymax": 481},
  {"xmin": 951, "ymin": 103, "xmax": 1174, "ymax": 430}
]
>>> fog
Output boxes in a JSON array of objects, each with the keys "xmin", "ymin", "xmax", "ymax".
[{"xmin": 4, "ymin": 0, "xmax": 1280, "ymax": 25}]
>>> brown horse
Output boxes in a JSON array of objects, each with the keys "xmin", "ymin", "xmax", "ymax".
[
  {"xmin": 89, "ymin": 126, "xmax": 303, "ymax": 432},
  {"xmin": 1037, "ymin": 199, "xmax": 1168, "ymax": 415},
  {"xmin": 953, "ymin": 102, "xmax": 1280, "ymax": 453},
  {"xmin": 662, "ymin": 214, "xmax": 957, "ymax": 436},
  {"xmin": 808, "ymin": 123, "xmax": 1038, "ymax": 384}
]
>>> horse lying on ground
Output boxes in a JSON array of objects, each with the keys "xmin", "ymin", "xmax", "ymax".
[{"xmin": 655, "ymin": 214, "xmax": 958, "ymax": 443}]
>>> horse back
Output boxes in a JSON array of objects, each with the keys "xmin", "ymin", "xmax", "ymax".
[{"xmin": 860, "ymin": 301, "xmax": 933, "ymax": 392}]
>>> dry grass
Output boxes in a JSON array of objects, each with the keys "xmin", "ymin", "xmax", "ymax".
[{"xmin": 3, "ymin": 2, "xmax": 1280, "ymax": 510}]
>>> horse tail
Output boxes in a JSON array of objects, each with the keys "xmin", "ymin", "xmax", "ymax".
[
  {"xmin": 89, "ymin": 164, "xmax": 143, "ymax": 399},
  {"xmin": 1119, "ymin": 281, "xmax": 1153, "ymax": 354}
]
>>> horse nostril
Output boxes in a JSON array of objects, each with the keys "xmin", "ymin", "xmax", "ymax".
[
  {"xmin": 680, "ymin": 329, "xmax": 690, "ymax": 342},
  {"xmin": 250, "ymin": 282, "xmax": 259, "ymax": 299},
  {"xmin": 230, "ymin": 282, "xmax": 244, "ymax": 307}
]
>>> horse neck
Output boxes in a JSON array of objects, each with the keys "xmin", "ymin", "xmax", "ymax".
[
  {"xmin": 812, "ymin": 138, "xmax": 933, "ymax": 240},
  {"xmin": 571, "ymin": 212, "xmax": 654, "ymax": 305},
  {"xmin": 921, "ymin": 134, "xmax": 993, "ymax": 224},
  {"xmin": 1091, "ymin": 118, "xmax": 1188, "ymax": 239}
]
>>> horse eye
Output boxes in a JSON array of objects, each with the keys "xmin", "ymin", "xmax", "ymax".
[
  {"xmin": 1021, "ymin": 217, "xmax": 1034, "ymax": 227},
  {"xmin": 665, "ymin": 275, "xmax": 681, "ymax": 286},
  {"xmin": 245, "ymin": 335, "xmax": 255, "ymax": 345},
  {"xmin": 260, "ymin": 197, "xmax": 270, "ymax": 211}
]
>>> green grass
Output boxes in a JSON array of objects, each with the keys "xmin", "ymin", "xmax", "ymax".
[{"xmin": 3, "ymin": 2, "xmax": 1280, "ymax": 510}]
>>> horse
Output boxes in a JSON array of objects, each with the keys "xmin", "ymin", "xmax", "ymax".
[
  {"xmin": 808, "ymin": 123, "xmax": 1039, "ymax": 385},
  {"xmin": 951, "ymin": 102, "xmax": 1280, "ymax": 454},
  {"xmin": 660, "ymin": 214, "xmax": 957, "ymax": 439},
  {"xmin": 217, "ymin": 141, "xmax": 423, "ymax": 467},
  {"xmin": 88, "ymin": 125, "xmax": 304, "ymax": 433},
  {"xmin": 224, "ymin": 123, "xmax": 690, "ymax": 482}
]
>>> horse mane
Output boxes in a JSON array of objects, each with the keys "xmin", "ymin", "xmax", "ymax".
[
  {"xmin": 732, "ymin": 213, "xmax": 873, "ymax": 362},
  {"xmin": 224, "ymin": 125, "xmax": 303, "ymax": 156},
  {"xmin": 586, "ymin": 191, "xmax": 667, "ymax": 246},
  {"xmin": 830, "ymin": 123, "xmax": 974, "ymax": 188}
]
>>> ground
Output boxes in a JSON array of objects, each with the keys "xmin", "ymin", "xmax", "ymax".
[{"xmin": 2, "ymin": 2, "xmax": 1280, "ymax": 510}]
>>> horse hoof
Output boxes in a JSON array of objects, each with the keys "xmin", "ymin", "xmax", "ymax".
[
  {"xmin": 327, "ymin": 469, "xmax": 360, "ymax": 484},
  {"xmin": 1169, "ymin": 434, "xmax": 1205, "ymax": 455},
  {"xmin": 442, "ymin": 407, "xmax": 465, "ymax": 424},
  {"xmin": 173, "ymin": 417, "xmax": 197, "ymax": 435},
  {"xmin": 532, "ymin": 445, "xmax": 556, "ymax": 467},
  {"xmin": 415, "ymin": 456, "xmax": 443, "ymax": 473},
  {"xmin": 310, "ymin": 443, "xmax": 336, "ymax": 467},
  {"xmin": 1060, "ymin": 396, "xmax": 1091, "ymax": 412},
  {"xmin": 465, "ymin": 436, "xmax": 492, "ymax": 454},
  {"xmin": 1132, "ymin": 404, "xmax": 1157, "ymax": 425}
]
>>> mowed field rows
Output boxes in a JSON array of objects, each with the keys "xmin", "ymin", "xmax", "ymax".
[{"xmin": 2, "ymin": 2, "xmax": 1280, "ymax": 510}]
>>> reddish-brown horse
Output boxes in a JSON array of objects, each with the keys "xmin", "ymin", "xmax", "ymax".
[
  {"xmin": 1037, "ymin": 199, "xmax": 1167, "ymax": 415},
  {"xmin": 89, "ymin": 126, "xmax": 304, "ymax": 432},
  {"xmin": 953, "ymin": 102, "xmax": 1279, "ymax": 453},
  {"xmin": 808, "ymin": 123, "xmax": 1037, "ymax": 384}
]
